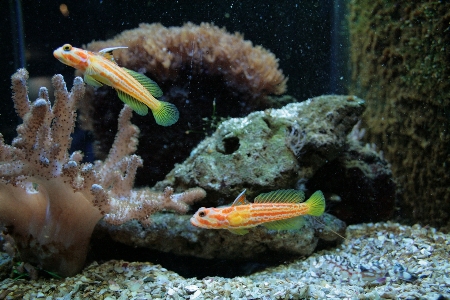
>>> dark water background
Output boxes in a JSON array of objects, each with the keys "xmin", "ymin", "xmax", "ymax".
[{"xmin": 0, "ymin": 0, "xmax": 349, "ymax": 143}]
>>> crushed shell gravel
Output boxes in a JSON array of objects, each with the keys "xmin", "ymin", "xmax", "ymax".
[{"xmin": 0, "ymin": 221, "xmax": 449, "ymax": 299}]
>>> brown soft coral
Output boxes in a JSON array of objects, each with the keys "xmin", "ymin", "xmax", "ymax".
[
  {"xmin": 87, "ymin": 22, "xmax": 287, "ymax": 100},
  {"xmin": 0, "ymin": 69, "xmax": 205, "ymax": 277}
]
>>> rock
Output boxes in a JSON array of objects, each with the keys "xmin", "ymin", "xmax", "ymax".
[
  {"xmin": 156, "ymin": 95, "xmax": 367, "ymax": 206},
  {"xmin": 157, "ymin": 95, "xmax": 395, "ymax": 223},
  {"xmin": 307, "ymin": 138, "xmax": 396, "ymax": 223},
  {"xmin": 97, "ymin": 212, "xmax": 346, "ymax": 261}
]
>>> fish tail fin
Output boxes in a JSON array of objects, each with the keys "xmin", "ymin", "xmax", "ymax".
[
  {"xmin": 152, "ymin": 101, "xmax": 179, "ymax": 126},
  {"xmin": 305, "ymin": 190, "xmax": 325, "ymax": 216}
]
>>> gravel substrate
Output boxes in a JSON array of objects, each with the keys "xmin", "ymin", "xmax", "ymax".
[{"xmin": 1, "ymin": 221, "xmax": 449, "ymax": 299}]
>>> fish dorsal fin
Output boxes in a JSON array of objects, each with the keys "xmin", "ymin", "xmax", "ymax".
[
  {"xmin": 231, "ymin": 190, "xmax": 249, "ymax": 207},
  {"xmin": 116, "ymin": 90, "xmax": 149, "ymax": 116},
  {"xmin": 228, "ymin": 228, "xmax": 250, "ymax": 235},
  {"xmin": 98, "ymin": 46, "xmax": 128, "ymax": 62},
  {"xmin": 123, "ymin": 68, "xmax": 163, "ymax": 98},
  {"xmin": 254, "ymin": 189, "xmax": 305, "ymax": 204},
  {"xmin": 263, "ymin": 216, "xmax": 306, "ymax": 231}
]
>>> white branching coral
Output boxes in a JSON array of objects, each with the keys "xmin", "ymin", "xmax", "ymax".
[
  {"xmin": 285, "ymin": 122, "xmax": 307, "ymax": 157},
  {"xmin": 0, "ymin": 69, "xmax": 206, "ymax": 277}
]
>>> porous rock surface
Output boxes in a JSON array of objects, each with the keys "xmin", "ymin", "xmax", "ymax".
[{"xmin": 157, "ymin": 95, "xmax": 369, "ymax": 204}]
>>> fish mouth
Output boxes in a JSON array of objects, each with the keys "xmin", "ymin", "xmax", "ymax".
[
  {"xmin": 189, "ymin": 216, "xmax": 200, "ymax": 227},
  {"xmin": 53, "ymin": 49, "xmax": 66, "ymax": 63},
  {"xmin": 190, "ymin": 215, "xmax": 218, "ymax": 229},
  {"xmin": 53, "ymin": 52, "xmax": 65, "ymax": 64}
]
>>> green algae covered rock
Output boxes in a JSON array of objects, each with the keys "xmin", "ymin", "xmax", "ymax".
[{"xmin": 157, "ymin": 95, "xmax": 366, "ymax": 205}]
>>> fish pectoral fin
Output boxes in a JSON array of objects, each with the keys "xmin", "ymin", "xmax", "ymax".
[
  {"xmin": 254, "ymin": 189, "xmax": 305, "ymax": 204},
  {"xmin": 116, "ymin": 89, "xmax": 149, "ymax": 116},
  {"xmin": 84, "ymin": 74, "xmax": 103, "ymax": 87},
  {"xmin": 123, "ymin": 68, "xmax": 163, "ymax": 98},
  {"xmin": 263, "ymin": 216, "xmax": 305, "ymax": 231},
  {"xmin": 228, "ymin": 228, "xmax": 250, "ymax": 235},
  {"xmin": 84, "ymin": 65, "xmax": 112, "ymax": 86},
  {"xmin": 84, "ymin": 64, "xmax": 113, "ymax": 86}
]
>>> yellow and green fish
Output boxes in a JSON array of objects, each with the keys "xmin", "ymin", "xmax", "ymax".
[
  {"xmin": 53, "ymin": 44, "xmax": 179, "ymax": 126},
  {"xmin": 190, "ymin": 189, "xmax": 325, "ymax": 235}
]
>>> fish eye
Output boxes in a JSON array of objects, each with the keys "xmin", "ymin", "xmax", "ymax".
[
  {"xmin": 62, "ymin": 44, "xmax": 72, "ymax": 51},
  {"xmin": 198, "ymin": 211, "xmax": 206, "ymax": 217}
]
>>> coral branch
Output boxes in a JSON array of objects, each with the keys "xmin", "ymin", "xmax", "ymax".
[
  {"xmin": 96, "ymin": 105, "xmax": 140, "ymax": 189},
  {"xmin": 11, "ymin": 68, "xmax": 30, "ymax": 118},
  {"xmin": 50, "ymin": 75, "xmax": 83, "ymax": 168},
  {"xmin": 103, "ymin": 186, "xmax": 207, "ymax": 226}
]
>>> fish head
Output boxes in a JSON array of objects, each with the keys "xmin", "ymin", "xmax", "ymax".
[
  {"xmin": 190, "ymin": 207, "xmax": 230, "ymax": 229},
  {"xmin": 53, "ymin": 44, "xmax": 90, "ymax": 70}
]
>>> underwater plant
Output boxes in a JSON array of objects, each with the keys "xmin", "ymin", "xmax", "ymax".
[{"xmin": 0, "ymin": 69, "xmax": 205, "ymax": 277}]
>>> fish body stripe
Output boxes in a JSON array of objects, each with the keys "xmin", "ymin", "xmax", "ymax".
[
  {"xmin": 75, "ymin": 50, "xmax": 89, "ymax": 60},
  {"xmin": 60, "ymin": 49, "xmax": 90, "ymax": 67},
  {"xmin": 246, "ymin": 203, "xmax": 309, "ymax": 227},
  {"xmin": 195, "ymin": 215, "xmax": 217, "ymax": 227},
  {"xmin": 89, "ymin": 56, "xmax": 160, "ymax": 110},
  {"xmin": 199, "ymin": 203, "xmax": 310, "ymax": 229}
]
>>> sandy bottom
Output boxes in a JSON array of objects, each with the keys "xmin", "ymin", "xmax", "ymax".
[{"xmin": 1, "ymin": 222, "xmax": 448, "ymax": 299}]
